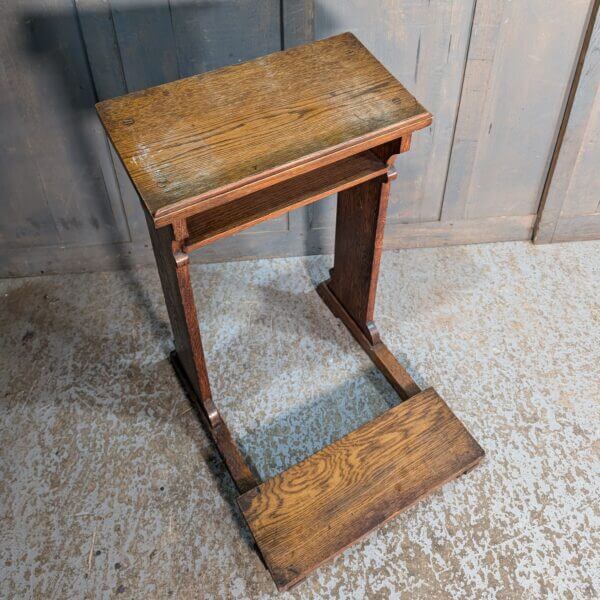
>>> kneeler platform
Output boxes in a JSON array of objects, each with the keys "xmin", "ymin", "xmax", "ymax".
[
  {"xmin": 97, "ymin": 32, "xmax": 484, "ymax": 591},
  {"xmin": 239, "ymin": 388, "xmax": 482, "ymax": 590}
]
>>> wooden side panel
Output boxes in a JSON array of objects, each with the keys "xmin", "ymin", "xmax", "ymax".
[
  {"xmin": 312, "ymin": 0, "xmax": 475, "ymax": 226},
  {"xmin": 239, "ymin": 388, "xmax": 484, "ymax": 591},
  {"xmin": 145, "ymin": 214, "xmax": 214, "ymax": 415},
  {"xmin": 329, "ymin": 176, "xmax": 389, "ymax": 338},
  {"xmin": 442, "ymin": 0, "xmax": 592, "ymax": 221},
  {"xmin": 535, "ymin": 2, "xmax": 600, "ymax": 243}
]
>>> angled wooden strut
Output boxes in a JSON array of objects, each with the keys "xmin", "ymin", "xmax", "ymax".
[{"xmin": 97, "ymin": 32, "xmax": 483, "ymax": 594}]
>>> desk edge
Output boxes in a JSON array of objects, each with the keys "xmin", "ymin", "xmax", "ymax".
[{"xmin": 148, "ymin": 111, "xmax": 432, "ymax": 228}]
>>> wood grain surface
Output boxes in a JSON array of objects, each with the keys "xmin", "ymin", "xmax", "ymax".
[
  {"xmin": 238, "ymin": 388, "xmax": 484, "ymax": 590},
  {"xmin": 96, "ymin": 32, "xmax": 430, "ymax": 225},
  {"xmin": 184, "ymin": 150, "xmax": 387, "ymax": 251}
]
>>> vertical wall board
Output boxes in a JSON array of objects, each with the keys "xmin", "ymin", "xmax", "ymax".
[
  {"xmin": 313, "ymin": 0, "xmax": 475, "ymax": 226},
  {"xmin": 0, "ymin": 0, "xmax": 129, "ymax": 250},
  {"xmin": 535, "ymin": 2, "xmax": 600, "ymax": 243},
  {"xmin": 282, "ymin": 0, "xmax": 316, "ymax": 241},
  {"xmin": 0, "ymin": 45, "xmax": 58, "ymax": 247},
  {"xmin": 109, "ymin": 0, "xmax": 180, "ymax": 92},
  {"xmin": 76, "ymin": 0, "xmax": 148, "ymax": 242},
  {"xmin": 75, "ymin": 0, "xmax": 127, "ymax": 100},
  {"xmin": 169, "ymin": 0, "xmax": 287, "ymax": 238},
  {"xmin": 282, "ymin": 0, "xmax": 315, "ymax": 49},
  {"xmin": 440, "ymin": 1, "xmax": 503, "ymax": 221},
  {"xmin": 170, "ymin": 0, "xmax": 281, "ymax": 75},
  {"xmin": 442, "ymin": 0, "xmax": 592, "ymax": 221}
]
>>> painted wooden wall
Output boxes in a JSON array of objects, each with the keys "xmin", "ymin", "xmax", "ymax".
[
  {"xmin": 534, "ymin": 1, "xmax": 600, "ymax": 243},
  {"xmin": 0, "ymin": 0, "xmax": 597, "ymax": 277},
  {"xmin": 314, "ymin": 0, "xmax": 594, "ymax": 248}
]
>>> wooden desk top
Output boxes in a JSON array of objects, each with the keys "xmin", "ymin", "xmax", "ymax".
[{"xmin": 97, "ymin": 33, "xmax": 431, "ymax": 227}]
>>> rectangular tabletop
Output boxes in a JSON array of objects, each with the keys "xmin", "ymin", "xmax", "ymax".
[{"xmin": 96, "ymin": 32, "xmax": 431, "ymax": 226}]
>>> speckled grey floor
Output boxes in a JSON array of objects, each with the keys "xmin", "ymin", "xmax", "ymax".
[{"xmin": 1, "ymin": 241, "xmax": 599, "ymax": 599}]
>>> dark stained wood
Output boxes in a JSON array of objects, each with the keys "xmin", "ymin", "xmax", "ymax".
[
  {"xmin": 326, "ymin": 138, "xmax": 411, "ymax": 345},
  {"xmin": 170, "ymin": 351, "xmax": 259, "ymax": 495},
  {"xmin": 144, "ymin": 211, "xmax": 219, "ymax": 427},
  {"xmin": 328, "ymin": 174, "xmax": 390, "ymax": 344},
  {"xmin": 327, "ymin": 174, "xmax": 387, "ymax": 345},
  {"xmin": 96, "ymin": 32, "xmax": 431, "ymax": 226},
  {"xmin": 238, "ymin": 388, "xmax": 484, "ymax": 591},
  {"xmin": 317, "ymin": 280, "xmax": 420, "ymax": 400},
  {"xmin": 184, "ymin": 151, "xmax": 387, "ymax": 251}
]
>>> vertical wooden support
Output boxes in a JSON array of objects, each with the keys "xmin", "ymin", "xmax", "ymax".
[
  {"xmin": 328, "ymin": 176, "xmax": 389, "ymax": 344},
  {"xmin": 318, "ymin": 136, "xmax": 421, "ymax": 400},
  {"xmin": 144, "ymin": 212, "xmax": 220, "ymax": 427},
  {"xmin": 327, "ymin": 138, "xmax": 407, "ymax": 345},
  {"xmin": 145, "ymin": 212, "xmax": 258, "ymax": 493}
]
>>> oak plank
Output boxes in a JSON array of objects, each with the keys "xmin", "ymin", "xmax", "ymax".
[
  {"xmin": 96, "ymin": 32, "xmax": 430, "ymax": 225},
  {"xmin": 238, "ymin": 387, "xmax": 484, "ymax": 590}
]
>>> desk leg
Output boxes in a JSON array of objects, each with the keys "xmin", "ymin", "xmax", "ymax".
[
  {"xmin": 328, "ymin": 173, "xmax": 389, "ymax": 345},
  {"xmin": 146, "ymin": 215, "xmax": 259, "ymax": 493},
  {"xmin": 317, "ymin": 137, "xmax": 421, "ymax": 400},
  {"xmin": 145, "ymin": 215, "xmax": 218, "ymax": 425}
]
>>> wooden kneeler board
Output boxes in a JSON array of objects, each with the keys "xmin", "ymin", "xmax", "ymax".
[{"xmin": 97, "ymin": 33, "xmax": 484, "ymax": 591}]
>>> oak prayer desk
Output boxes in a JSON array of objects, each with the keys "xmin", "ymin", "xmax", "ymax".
[{"xmin": 97, "ymin": 33, "xmax": 484, "ymax": 591}]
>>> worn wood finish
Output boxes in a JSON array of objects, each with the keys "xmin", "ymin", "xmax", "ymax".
[
  {"xmin": 238, "ymin": 388, "xmax": 484, "ymax": 591},
  {"xmin": 317, "ymin": 280, "xmax": 420, "ymax": 400},
  {"xmin": 96, "ymin": 32, "xmax": 431, "ymax": 225},
  {"xmin": 328, "ymin": 175, "xmax": 389, "ymax": 344},
  {"xmin": 184, "ymin": 151, "xmax": 387, "ymax": 251},
  {"xmin": 534, "ymin": 0, "xmax": 600, "ymax": 244},
  {"xmin": 325, "ymin": 137, "xmax": 406, "ymax": 344}
]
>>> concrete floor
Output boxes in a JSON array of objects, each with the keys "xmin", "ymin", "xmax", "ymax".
[{"xmin": 0, "ymin": 240, "xmax": 599, "ymax": 599}]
